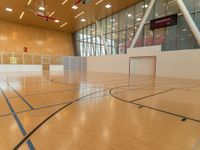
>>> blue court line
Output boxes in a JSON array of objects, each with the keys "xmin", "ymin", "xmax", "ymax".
[
  {"xmin": 1, "ymin": 88, "xmax": 35, "ymax": 149},
  {"xmin": 5, "ymin": 82, "xmax": 34, "ymax": 110},
  {"xmin": 0, "ymin": 90, "xmax": 109, "ymax": 118},
  {"xmin": 7, "ymin": 87, "xmax": 93, "ymax": 99}
]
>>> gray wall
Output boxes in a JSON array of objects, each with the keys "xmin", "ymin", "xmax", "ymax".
[{"xmin": 64, "ymin": 56, "xmax": 87, "ymax": 71}]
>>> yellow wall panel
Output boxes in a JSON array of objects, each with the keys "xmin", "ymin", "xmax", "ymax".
[{"xmin": 0, "ymin": 20, "xmax": 74, "ymax": 56}]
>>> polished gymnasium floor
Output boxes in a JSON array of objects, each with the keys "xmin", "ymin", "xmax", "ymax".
[{"xmin": 0, "ymin": 71, "xmax": 200, "ymax": 150}]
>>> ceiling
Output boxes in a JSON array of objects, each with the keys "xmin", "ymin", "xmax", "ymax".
[{"xmin": 0, "ymin": 0, "xmax": 141, "ymax": 33}]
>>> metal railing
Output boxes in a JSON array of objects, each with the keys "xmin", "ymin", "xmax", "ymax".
[{"xmin": 0, "ymin": 52, "xmax": 64, "ymax": 65}]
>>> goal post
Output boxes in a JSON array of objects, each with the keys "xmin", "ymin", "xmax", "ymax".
[{"xmin": 129, "ymin": 56, "xmax": 157, "ymax": 78}]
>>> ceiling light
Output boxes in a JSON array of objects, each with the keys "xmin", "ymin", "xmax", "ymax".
[
  {"xmin": 54, "ymin": 20, "xmax": 60, "ymax": 23},
  {"xmin": 128, "ymin": 13, "xmax": 132, "ymax": 17},
  {"xmin": 81, "ymin": 19, "xmax": 86, "ymax": 22},
  {"xmin": 96, "ymin": 0, "xmax": 103, "ymax": 5},
  {"xmin": 5, "ymin": 8, "xmax": 13, "ymax": 12},
  {"xmin": 142, "ymin": 4, "xmax": 148, "ymax": 8},
  {"xmin": 112, "ymin": 27, "xmax": 116, "ymax": 30},
  {"xmin": 136, "ymin": 18, "xmax": 141, "ymax": 21},
  {"xmin": 110, "ymin": 19, "xmax": 115, "ymax": 22},
  {"xmin": 60, "ymin": 22, "xmax": 67, "ymax": 28},
  {"xmin": 62, "ymin": 0, "xmax": 69, "ymax": 5},
  {"xmin": 49, "ymin": 11, "xmax": 55, "ymax": 17},
  {"xmin": 74, "ymin": 11, "xmax": 85, "ymax": 18},
  {"xmin": 27, "ymin": 0, "xmax": 32, "ymax": 5},
  {"xmin": 19, "ymin": 11, "xmax": 24, "ymax": 19},
  {"xmin": 105, "ymin": 4, "xmax": 112, "ymax": 8},
  {"xmin": 39, "ymin": 6, "xmax": 45, "ymax": 11},
  {"xmin": 72, "ymin": 5, "xmax": 78, "ymax": 9}
]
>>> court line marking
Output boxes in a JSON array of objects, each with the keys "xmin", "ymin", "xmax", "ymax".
[
  {"xmin": 7, "ymin": 83, "xmax": 34, "ymax": 110},
  {"xmin": 0, "ymin": 87, "xmax": 153, "ymax": 118},
  {"xmin": 0, "ymin": 84, "xmax": 165, "ymax": 118},
  {"xmin": 13, "ymin": 88, "xmax": 108, "ymax": 150},
  {"xmin": 11, "ymin": 82, "xmax": 166, "ymax": 149},
  {"xmin": 0, "ymin": 90, "xmax": 110, "ymax": 118},
  {"xmin": 130, "ymin": 88, "xmax": 175, "ymax": 102},
  {"xmin": 176, "ymin": 88, "xmax": 200, "ymax": 94},
  {"xmin": 0, "ymin": 83, "xmax": 195, "ymax": 118},
  {"xmin": 7, "ymin": 87, "xmax": 93, "ymax": 99},
  {"xmin": 109, "ymin": 87, "xmax": 200, "ymax": 123},
  {"xmin": 3, "ymin": 80, "xmax": 34, "ymax": 110},
  {"xmin": 112, "ymin": 86, "xmax": 171, "ymax": 95},
  {"xmin": 13, "ymin": 82, "xmax": 200, "ymax": 149},
  {"xmin": 0, "ymin": 88, "xmax": 35, "ymax": 150}
]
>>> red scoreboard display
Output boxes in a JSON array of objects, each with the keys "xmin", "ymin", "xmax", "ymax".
[{"xmin": 150, "ymin": 14, "xmax": 178, "ymax": 30}]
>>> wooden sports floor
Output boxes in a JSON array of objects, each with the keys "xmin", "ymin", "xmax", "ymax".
[{"xmin": 0, "ymin": 71, "xmax": 200, "ymax": 150}]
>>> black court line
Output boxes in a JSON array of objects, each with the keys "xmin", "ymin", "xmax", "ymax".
[
  {"xmin": 13, "ymin": 82, "xmax": 151, "ymax": 149},
  {"xmin": 0, "ymin": 90, "xmax": 110, "ymax": 118},
  {"xmin": 129, "ymin": 88, "xmax": 174, "ymax": 102},
  {"xmin": 13, "ymin": 88, "xmax": 108, "ymax": 150},
  {"xmin": 6, "ymin": 83, "xmax": 34, "ymax": 110},
  {"xmin": 0, "ymin": 89, "xmax": 35, "ymax": 150},
  {"xmin": 111, "ymin": 83, "xmax": 200, "ymax": 102},
  {"xmin": 7, "ymin": 87, "xmax": 94, "ymax": 99},
  {"xmin": 3, "ymin": 80, "xmax": 50, "ymax": 85},
  {"xmin": 112, "ymin": 86, "xmax": 171, "ymax": 96},
  {"xmin": 109, "ymin": 88, "xmax": 200, "ymax": 123},
  {"xmin": 175, "ymin": 88, "xmax": 200, "ymax": 94}
]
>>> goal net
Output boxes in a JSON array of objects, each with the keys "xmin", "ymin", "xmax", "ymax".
[{"xmin": 129, "ymin": 56, "xmax": 157, "ymax": 77}]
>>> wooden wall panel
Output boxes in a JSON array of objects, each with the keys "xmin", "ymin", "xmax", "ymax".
[{"xmin": 0, "ymin": 20, "xmax": 74, "ymax": 56}]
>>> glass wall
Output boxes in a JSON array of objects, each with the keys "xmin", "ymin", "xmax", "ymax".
[{"xmin": 75, "ymin": 0, "xmax": 200, "ymax": 56}]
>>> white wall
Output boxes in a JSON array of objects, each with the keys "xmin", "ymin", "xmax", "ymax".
[
  {"xmin": 156, "ymin": 49, "xmax": 200, "ymax": 79},
  {"xmin": 87, "ymin": 54, "xmax": 128, "ymax": 74},
  {"xmin": 0, "ymin": 65, "xmax": 42, "ymax": 72},
  {"xmin": 87, "ymin": 45, "xmax": 200, "ymax": 79},
  {"xmin": 130, "ymin": 57, "xmax": 155, "ymax": 76},
  {"xmin": 87, "ymin": 45, "xmax": 161, "ymax": 74},
  {"xmin": 50, "ymin": 65, "xmax": 64, "ymax": 71}
]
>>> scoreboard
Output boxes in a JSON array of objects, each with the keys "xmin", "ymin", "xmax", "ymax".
[{"xmin": 150, "ymin": 14, "xmax": 178, "ymax": 30}]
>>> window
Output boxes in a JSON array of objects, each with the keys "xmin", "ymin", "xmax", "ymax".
[
  {"xmin": 144, "ymin": 24, "xmax": 153, "ymax": 46},
  {"xmin": 195, "ymin": 12, "xmax": 200, "ymax": 48},
  {"xmin": 167, "ymin": 0, "xmax": 179, "ymax": 15},
  {"xmin": 154, "ymin": 28, "xmax": 165, "ymax": 46},
  {"xmin": 112, "ymin": 14, "xmax": 119, "ymax": 32},
  {"xmin": 75, "ymin": 0, "xmax": 200, "ymax": 56},
  {"xmin": 100, "ymin": 19, "xmax": 107, "ymax": 34},
  {"xmin": 178, "ymin": 16, "xmax": 194, "ymax": 49},
  {"xmin": 120, "ymin": 10, "xmax": 127, "ymax": 30},
  {"xmin": 198, "ymin": 0, "xmax": 200, "ymax": 11},
  {"xmin": 126, "ymin": 29, "xmax": 134, "ymax": 48},
  {"xmin": 112, "ymin": 32, "xmax": 119, "ymax": 54},
  {"xmin": 165, "ymin": 25, "xmax": 178, "ymax": 50},
  {"xmin": 127, "ymin": 6, "xmax": 135, "ymax": 29},
  {"xmin": 107, "ymin": 16, "xmax": 112, "ymax": 34},
  {"xmin": 155, "ymin": 0, "xmax": 166, "ymax": 18},
  {"xmin": 182, "ymin": 0, "xmax": 195, "ymax": 12},
  {"xmin": 135, "ymin": 1, "xmax": 144, "ymax": 25},
  {"xmin": 119, "ymin": 31, "xmax": 126, "ymax": 54}
]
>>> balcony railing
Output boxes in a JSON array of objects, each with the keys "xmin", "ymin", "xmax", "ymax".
[{"xmin": 0, "ymin": 52, "xmax": 64, "ymax": 65}]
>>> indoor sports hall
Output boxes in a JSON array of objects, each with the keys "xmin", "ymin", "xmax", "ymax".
[{"xmin": 0, "ymin": 0, "xmax": 200, "ymax": 149}]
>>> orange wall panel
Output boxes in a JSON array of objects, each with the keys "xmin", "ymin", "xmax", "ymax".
[{"xmin": 0, "ymin": 20, "xmax": 74, "ymax": 56}]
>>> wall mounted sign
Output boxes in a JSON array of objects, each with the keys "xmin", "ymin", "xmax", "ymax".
[
  {"xmin": 150, "ymin": 14, "xmax": 178, "ymax": 30},
  {"xmin": 24, "ymin": 47, "xmax": 28, "ymax": 52}
]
